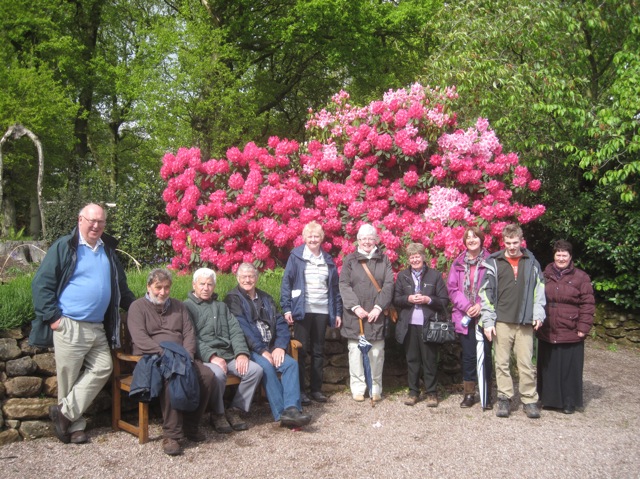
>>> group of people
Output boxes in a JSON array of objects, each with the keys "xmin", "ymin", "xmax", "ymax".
[{"xmin": 30, "ymin": 204, "xmax": 595, "ymax": 456}]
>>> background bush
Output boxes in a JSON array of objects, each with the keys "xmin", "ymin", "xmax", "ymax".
[{"xmin": 108, "ymin": 176, "xmax": 171, "ymax": 268}]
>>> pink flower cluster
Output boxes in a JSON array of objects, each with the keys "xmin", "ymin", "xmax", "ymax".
[{"xmin": 157, "ymin": 83, "xmax": 545, "ymax": 273}]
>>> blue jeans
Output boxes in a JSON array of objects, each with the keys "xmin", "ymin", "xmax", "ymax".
[{"xmin": 251, "ymin": 352, "xmax": 301, "ymax": 420}]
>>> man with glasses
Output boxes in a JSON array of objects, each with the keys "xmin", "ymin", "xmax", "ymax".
[
  {"xmin": 225, "ymin": 263, "xmax": 311, "ymax": 428},
  {"xmin": 30, "ymin": 203, "xmax": 135, "ymax": 444}
]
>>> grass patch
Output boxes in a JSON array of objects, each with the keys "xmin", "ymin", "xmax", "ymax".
[
  {"xmin": 0, "ymin": 273, "xmax": 36, "ymax": 330},
  {"xmin": 0, "ymin": 267, "xmax": 286, "ymax": 331}
]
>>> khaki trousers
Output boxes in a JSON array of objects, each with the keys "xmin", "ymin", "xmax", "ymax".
[
  {"xmin": 53, "ymin": 316, "xmax": 113, "ymax": 433},
  {"xmin": 494, "ymin": 322, "xmax": 538, "ymax": 404}
]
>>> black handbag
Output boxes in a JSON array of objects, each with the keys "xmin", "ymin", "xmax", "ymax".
[{"xmin": 423, "ymin": 312, "xmax": 457, "ymax": 344}]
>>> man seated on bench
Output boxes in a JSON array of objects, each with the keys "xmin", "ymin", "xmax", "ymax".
[
  {"xmin": 185, "ymin": 267, "xmax": 263, "ymax": 434},
  {"xmin": 127, "ymin": 268, "xmax": 215, "ymax": 456},
  {"xmin": 225, "ymin": 262, "xmax": 311, "ymax": 429}
]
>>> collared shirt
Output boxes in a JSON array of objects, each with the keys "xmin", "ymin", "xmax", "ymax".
[{"xmin": 79, "ymin": 233, "xmax": 104, "ymax": 253}]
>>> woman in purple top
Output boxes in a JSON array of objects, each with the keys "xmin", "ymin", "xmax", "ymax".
[{"xmin": 447, "ymin": 226, "xmax": 493, "ymax": 409}]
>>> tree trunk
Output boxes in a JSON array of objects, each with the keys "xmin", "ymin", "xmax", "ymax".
[
  {"xmin": 29, "ymin": 195, "xmax": 41, "ymax": 238},
  {"xmin": 2, "ymin": 196, "xmax": 16, "ymax": 237}
]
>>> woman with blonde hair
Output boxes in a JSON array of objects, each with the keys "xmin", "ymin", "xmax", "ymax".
[{"xmin": 281, "ymin": 221, "xmax": 343, "ymax": 404}]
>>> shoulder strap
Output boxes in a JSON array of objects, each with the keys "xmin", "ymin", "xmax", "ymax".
[{"xmin": 360, "ymin": 260, "xmax": 382, "ymax": 292}]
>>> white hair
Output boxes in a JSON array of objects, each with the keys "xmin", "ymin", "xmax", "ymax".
[
  {"xmin": 193, "ymin": 267, "xmax": 216, "ymax": 284},
  {"xmin": 357, "ymin": 223, "xmax": 378, "ymax": 240}
]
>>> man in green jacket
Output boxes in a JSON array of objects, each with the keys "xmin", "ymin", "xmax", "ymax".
[{"xmin": 184, "ymin": 268, "xmax": 263, "ymax": 433}]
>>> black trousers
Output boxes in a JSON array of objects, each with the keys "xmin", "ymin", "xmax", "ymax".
[
  {"xmin": 404, "ymin": 324, "xmax": 438, "ymax": 396},
  {"xmin": 294, "ymin": 312, "xmax": 329, "ymax": 393}
]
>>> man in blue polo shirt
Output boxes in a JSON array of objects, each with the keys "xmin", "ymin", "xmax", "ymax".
[{"xmin": 31, "ymin": 203, "xmax": 135, "ymax": 444}]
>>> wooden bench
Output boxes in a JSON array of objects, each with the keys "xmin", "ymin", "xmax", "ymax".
[{"xmin": 111, "ymin": 312, "xmax": 301, "ymax": 444}]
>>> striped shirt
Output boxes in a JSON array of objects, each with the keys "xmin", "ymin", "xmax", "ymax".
[{"xmin": 303, "ymin": 246, "xmax": 329, "ymax": 314}]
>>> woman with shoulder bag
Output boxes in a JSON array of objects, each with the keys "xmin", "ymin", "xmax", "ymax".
[
  {"xmin": 393, "ymin": 243, "xmax": 449, "ymax": 407},
  {"xmin": 339, "ymin": 224, "xmax": 394, "ymax": 403}
]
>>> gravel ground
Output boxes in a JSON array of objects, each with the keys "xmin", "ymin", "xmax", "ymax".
[{"xmin": 2, "ymin": 339, "xmax": 639, "ymax": 479}]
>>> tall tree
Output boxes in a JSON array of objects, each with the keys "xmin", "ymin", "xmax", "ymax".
[{"xmin": 421, "ymin": 0, "xmax": 640, "ymax": 307}]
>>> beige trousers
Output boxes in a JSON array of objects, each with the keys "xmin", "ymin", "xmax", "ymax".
[
  {"xmin": 494, "ymin": 322, "xmax": 538, "ymax": 404},
  {"xmin": 53, "ymin": 316, "xmax": 113, "ymax": 433}
]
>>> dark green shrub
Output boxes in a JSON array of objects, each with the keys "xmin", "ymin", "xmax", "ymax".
[
  {"xmin": 42, "ymin": 191, "xmax": 86, "ymax": 244},
  {"xmin": 108, "ymin": 176, "xmax": 171, "ymax": 268}
]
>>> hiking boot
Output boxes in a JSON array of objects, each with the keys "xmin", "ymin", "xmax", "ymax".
[
  {"xmin": 496, "ymin": 398, "xmax": 510, "ymax": 418},
  {"xmin": 162, "ymin": 438, "xmax": 182, "ymax": 456},
  {"xmin": 425, "ymin": 394, "xmax": 438, "ymax": 407},
  {"xmin": 280, "ymin": 407, "xmax": 311, "ymax": 428},
  {"xmin": 523, "ymin": 403, "xmax": 541, "ymax": 419},
  {"xmin": 211, "ymin": 414, "xmax": 233, "ymax": 434},
  {"xmin": 226, "ymin": 408, "xmax": 248, "ymax": 431},
  {"xmin": 404, "ymin": 395, "xmax": 419, "ymax": 406},
  {"xmin": 300, "ymin": 392, "xmax": 312, "ymax": 406}
]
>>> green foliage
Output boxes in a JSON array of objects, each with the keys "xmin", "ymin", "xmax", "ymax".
[
  {"xmin": 421, "ymin": 0, "xmax": 640, "ymax": 309},
  {"xmin": 0, "ymin": 274, "xmax": 35, "ymax": 330},
  {"xmin": 107, "ymin": 174, "xmax": 170, "ymax": 267},
  {"xmin": 42, "ymin": 192, "xmax": 86, "ymax": 245},
  {"xmin": 579, "ymin": 190, "xmax": 640, "ymax": 310}
]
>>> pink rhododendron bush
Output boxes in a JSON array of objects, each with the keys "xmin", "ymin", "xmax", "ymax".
[{"xmin": 157, "ymin": 83, "xmax": 545, "ymax": 273}]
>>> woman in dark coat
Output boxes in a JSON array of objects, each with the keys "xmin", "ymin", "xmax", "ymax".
[
  {"xmin": 281, "ymin": 221, "xmax": 342, "ymax": 404},
  {"xmin": 537, "ymin": 240, "xmax": 595, "ymax": 414},
  {"xmin": 394, "ymin": 243, "xmax": 449, "ymax": 407},
  {"xmin": 339, "ymin": 224, "xmax": 394, "ymax": 403}
]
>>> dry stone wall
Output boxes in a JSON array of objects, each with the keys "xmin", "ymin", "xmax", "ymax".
[{"xmin": 0, "ymin": 323, "xmax": 466, "ymax": 444}]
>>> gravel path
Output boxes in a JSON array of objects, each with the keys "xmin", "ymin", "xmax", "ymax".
[{"xmin": 2, "ymin": 339, "xmax": 639, "ymax": 479}]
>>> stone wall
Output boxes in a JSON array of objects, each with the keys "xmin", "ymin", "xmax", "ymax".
[
  {"xmin": 593, "ymin": 304, "xmax": 640, "ymax": 346},
  {"xmin": 0, "ymin": 327, "xmax": 111, "ymax": 446},
  {"xmin": 0, "ymin": 323, "xmax": 463, "ymax": 445}
]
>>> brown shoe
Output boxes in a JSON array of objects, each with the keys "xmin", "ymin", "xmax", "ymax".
[
  {"xmin": 226, "ymin": 408, "xmax": 248, "ymax": 431},
  {"xmin": 69, "ymin": 430, "xmax": 88, "ymax": 444},
  {"xmin": 162, "ymin": 438, "xmax": 182, "ymax": 456},
  {"xmin": 425, "ymin": 394, "xmax": 438, "ymax": 407},
  {"xmin": 460, "ymin": 394, "xmax": 476, "ymax": 408},
  {"xmin": 185, "ymin": 429, "xmax": 207, "ymax": 442},
  {"xmin": 49, "ymin": 404, "xmax": 71, "ymax": 444},
  {"xmin": 404, "ymin": 395, "xmax": 419, "ymax": 406},
  {"xmin": 211, "ymin": 414, "xmax": 233, "ymax": 434}
]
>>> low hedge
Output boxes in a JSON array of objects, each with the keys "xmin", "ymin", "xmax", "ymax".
[{"xmin": 0, "ymin": 268, "xmax": 285, "ymax": 332}]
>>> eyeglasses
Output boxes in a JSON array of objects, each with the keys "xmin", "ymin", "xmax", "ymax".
[{"xmin": 81, "ymin": 215, "xmax": 106, "ymax": 227}]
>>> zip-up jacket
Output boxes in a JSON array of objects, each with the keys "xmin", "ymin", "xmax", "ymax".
[
  {"xmin": 280, "ymin": 245, "xmax": 343, "ymax": 327},
  {"xmin": 224, "ymin": 287, "xmax": 290, "ymax": 355},
  {"xmin": 30, "ymin": 227, "xmax": 135, "ymax": 348},
  {"xmin": 537, "ymin": 262, "xmax": 595, "ymax": 344},
  {"xmin": 184, "ymin": 291, "xmax": 250, "ymax": 362},
  {"xmin": 479, "ymin": 248, "xmax": 546, "ymax": 329}
]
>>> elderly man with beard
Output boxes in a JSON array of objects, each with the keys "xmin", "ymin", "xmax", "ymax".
[{"xmin": 127, "ymin": 268, "xmax": 215, "ymax": 455}]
